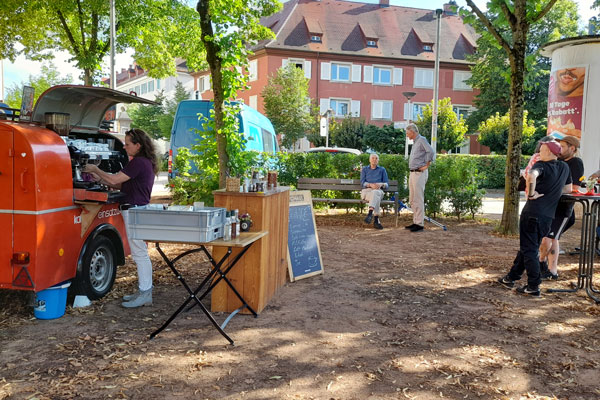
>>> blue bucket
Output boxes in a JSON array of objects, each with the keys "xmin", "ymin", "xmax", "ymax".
[{"xmin": 34, "ymin": 281, "xmax": 71, "ymax": 320}]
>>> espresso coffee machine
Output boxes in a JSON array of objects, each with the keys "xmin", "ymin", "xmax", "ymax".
[{"xmin": 65, "ymin": 138, "xmax": 127, "ymax": 189}]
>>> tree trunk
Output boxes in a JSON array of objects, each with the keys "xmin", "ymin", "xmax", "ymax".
[
  {"xmin": 196, "ymin": 0, "xmax": 229, "ymax": 188},
  {"xmin": 499, "ymin": 24, "xmax": 527, "ymax": 235},
  {"xmin": 83, "ymin": 70, "xmax": 92, "ymax": 86}
]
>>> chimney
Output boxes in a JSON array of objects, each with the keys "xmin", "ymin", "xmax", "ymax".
[
  {"xmin": 443, "ymin": 0, "xmax": 457, "ymax": 15},
  {"xmin": 379, "ymin": 0, "xmax": 389, "ymax": 7}
]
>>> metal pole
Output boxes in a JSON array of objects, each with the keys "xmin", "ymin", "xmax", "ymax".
[
  {"xmin": 405, "ymin": 99, "xmax": 411, "ymax": 159},
  {"xmin": 0, "ymin": 59, "xmax": 4, "ymax": 101},
  {"xmin": 110, "ymin": 0, "xmax": 116, "ymax": 89},
  {"xmin": 431, "ymin": 8, "xmax": 443, "ymax": 156}
]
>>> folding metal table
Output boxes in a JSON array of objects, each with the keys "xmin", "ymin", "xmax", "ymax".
[
  {"xmin": 150, "ymin": 231, "xmax": 268, "ymax": 344},
  {"xmin": 547, "ymin": 193, "xmax": 600, "ymax": 303}
]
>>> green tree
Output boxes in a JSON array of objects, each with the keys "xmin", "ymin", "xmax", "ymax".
[
  {"xmin": 0, "ymin": 0, "xmax": 205, "ymax": 85},
  {"xmin": 363, "ymin": 124, "xmax": 405, "ymax": 155},
  {"xmin": 330, "ymin": 116, "xmax": 366, "ymax": 150},
  {"xmin": 130, "ymin": 81, "xmax": 191, "ymax": 140},
  {"xmin": 195, "ymin": 0, "xmax": 281, "ymax": 187},
  {"xmin": 466, "ymin": 0, "xmax": 581, "ymax": 130},
  {"xmin": 305, "ymin": 103, "xmax": 329, "ymax": 147},
  {"xmin": 463, "ymin": 0, "xmax": 561, "ymax": 234},
  {"xmin": 415, "ymin": 98, "xmax": 467, "ymax": 153},
  {"xmin": 262, "ymin": 64, "xmax": 312, "ymax": 149},
  {"xmin": 128, "ymin": 91, "xmax": 167, "ymax": 140},
  {"xmin": 478, "ymin": 111, "xmax": 537, "ymax": 154},
  {"xmin": 4, "ymin": 63, "xmax": 72, "ymax": 108}
]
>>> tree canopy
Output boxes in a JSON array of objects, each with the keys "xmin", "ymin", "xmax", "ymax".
[
  {"xmin": 4, "ymin": 63, "xmax": 73, "ymax": 108},
  {"xmin": 0, "ymin": 0, "xmax": 206, "ymax": 85},
  {"xmin": 129, "ymin": 81, "xmax": 190, "ymax": 140},
  {"xmin": 477, "ymin": 111, "xmax": 537, "ymax": 155},
  {"xmin": 415, "ymin": 98, "xmax": 468, "ymax": 153},
  {"xmin": 262, "ymin": 64, "xmax": 312, "ymax": 150}
]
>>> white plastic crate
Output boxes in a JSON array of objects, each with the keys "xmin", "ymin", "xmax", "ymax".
[
  {"xmin": 128, "ymin": 223, "xmax": 224, "ymax": 243},
  {"xmin": 129, "ymin": 205, "xmax": 226, "ymax": 228},
  {"xmin": 127, "ymin": 206, "xmax": 226, "ymax": 243}
]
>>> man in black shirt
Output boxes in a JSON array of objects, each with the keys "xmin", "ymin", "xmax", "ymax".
[
  {"xmin": 539, "ymin": 135, "xmax": 584, "ymax": 280},
  {"xmin": 498, "ymin": 141, "xmax": 572, "ymax": 296}
]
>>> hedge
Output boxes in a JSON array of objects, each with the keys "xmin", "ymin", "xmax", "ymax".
[{"xmin": 274, "ymin": 153, "xmax": 529, "ymax": 190}]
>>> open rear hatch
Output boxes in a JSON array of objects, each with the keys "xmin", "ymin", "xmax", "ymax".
[
  {"xmin": 32, "ymin": 85, "xmax": 157, "ymax": 202},
  {"xmin": 32, "ymin": 85, "xmax": 156, "ymax": 134}
]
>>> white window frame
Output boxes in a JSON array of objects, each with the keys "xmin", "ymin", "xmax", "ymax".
[
  {"xmin": 331, "ymin": 62, "xmax": 351, "ymax": 83},
  {"xmin": 453, "ymin": 71, "xmax": 473, "ymax": 91},
  {"xmin": 371, "ymin": 100, "xmax": 393, "ymax": 121},
  {"xmin": 147, "ymin": 80, "xmax": 154, "ymax": 92},
  {"xmin": 414, "ymin": 68, "xmax": 434, "ymax": 88},
  {"xmin": 329, "ymin": 98, "xmax": 351, "ymax": 117},
  {"xmin": 366, "ymin": 40, "xmax": 377, "ymax": 47},
  {"xmin": 413, "ymin": 103, "xmax": 428, "ymax": 120},
  {"xmin": 284, "ymin": 58, "xmax": 311, "ymax": 79},
  {"xmin": 453, "ymin": 104, "xmax": 472, "ymax": 119},
  {"xmin": 310, "ymin": 35, "xmax": 322, "ymax": 43},
  {"xmin": 249, "ymin": 60, "xmax": 258, "ymax": 81},
  {"xmin": 373, "ymin": 66, "xmax": 392, "ymax": 86}
]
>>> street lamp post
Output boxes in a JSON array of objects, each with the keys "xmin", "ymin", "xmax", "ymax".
[
  {"xmin": 431, "ymin": 8, "xmax": 443, "ymax": 156},
  {"xmin": 110, "ymin": 0, "xmax": 116, "ymax": 89},
  {"xmin": 403, "ymin": 91, "xmax": 416, "ymax": 159}
]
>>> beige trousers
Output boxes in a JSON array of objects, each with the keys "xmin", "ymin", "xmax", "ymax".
[
  {"xmin": 361, "ymin": 188, "xmax": 384, "ymax": 215},
  {"xmin": 409, "ymin": 170, "xmax": 428, "ymax": 226}
]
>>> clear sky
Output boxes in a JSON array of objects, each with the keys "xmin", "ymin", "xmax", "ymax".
[{"xmin": 1, "ymin": 0, "xmax": 597, "ymax": 101}]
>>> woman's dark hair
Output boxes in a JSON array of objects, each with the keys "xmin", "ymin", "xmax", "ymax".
[{"xmin": 126, "ymin": 128, "xmax": 159, "ymax": 175}]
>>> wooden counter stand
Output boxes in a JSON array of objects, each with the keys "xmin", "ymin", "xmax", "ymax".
[{"xmin": 211, "ymin": 187, "xmax": 290, "ymax": 313}]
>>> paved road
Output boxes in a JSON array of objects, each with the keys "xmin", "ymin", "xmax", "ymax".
[
  {"xmin": 152, "ymin": 173, "xmax": 525, "ymax": 219},
  {"xmin": 152, "ymin": 172, "xmax": 171, "ymax": 197}
]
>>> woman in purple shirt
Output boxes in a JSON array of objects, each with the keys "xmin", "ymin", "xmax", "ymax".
[{"xmin": 84, "ymin": 129, "xmax": 158, "ymax": 308}]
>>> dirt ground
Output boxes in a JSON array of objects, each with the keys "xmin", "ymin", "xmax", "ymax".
[{"xmin": 2, "ymin": 210, "xmax": 600, "ymax": 400}]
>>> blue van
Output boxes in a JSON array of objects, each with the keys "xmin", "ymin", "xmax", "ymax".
[{"xmin": 168, "ymin": 100, "xmax": 279, "ymax": 178}]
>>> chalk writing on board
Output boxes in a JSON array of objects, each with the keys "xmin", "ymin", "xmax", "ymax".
[{"xmin": 288, "ymin": 204, "xmax": 322, "ymax": 278}]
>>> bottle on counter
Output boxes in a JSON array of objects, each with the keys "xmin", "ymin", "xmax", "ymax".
[
  {"xmin": 231, "ymin": 209, "xmax": 238, "ymax": 239},
  {"xmin": 223, "ymin": 211, "xmax": 232, "ymax": 241},
  {"xmin": 234, "ymin": 209, "xmax": 240, "ymax": 237}
]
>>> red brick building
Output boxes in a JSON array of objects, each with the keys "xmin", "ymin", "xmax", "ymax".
[{"xmin": 193, "ymin": 0, "xmax": 485, "ymax": 151}]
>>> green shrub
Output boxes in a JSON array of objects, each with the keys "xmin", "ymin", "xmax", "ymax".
[{"xmin": 169, "ymin": 151, "xmax": 529, "ymax": 218}]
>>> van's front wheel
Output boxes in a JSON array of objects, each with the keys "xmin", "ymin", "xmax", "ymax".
[{"xmin": 74, "ymin": 236, "xmax": 117, "ymax": 300}]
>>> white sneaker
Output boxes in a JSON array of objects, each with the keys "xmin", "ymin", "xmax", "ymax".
[{"xmin": 122, "ymin": 288, "xmax": 152, "ymax": 308}]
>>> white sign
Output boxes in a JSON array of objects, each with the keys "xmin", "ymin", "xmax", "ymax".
[{"xmin": 319, "ymin": 117, "xmax": 328, "ymax": 137}]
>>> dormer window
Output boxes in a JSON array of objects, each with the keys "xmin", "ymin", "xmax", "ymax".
[
  {"xmin": 423, "ymin": 45, "xmax": 433, "ymax": 52},
  {"xmin": 311, "ymin": 35, "xmax": 322, "ymax": 43},
  {"xmin": 366, "ymin": 40, "xmax": 377, "ymax": 48}
]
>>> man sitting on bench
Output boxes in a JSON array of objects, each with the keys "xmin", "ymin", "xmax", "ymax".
[{"xmin": 361, "ymin": 153, "xmax": 389, "ymax": 230}]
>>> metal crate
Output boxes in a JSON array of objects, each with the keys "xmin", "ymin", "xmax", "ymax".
[
  {"xmin": 127, "ymin": 206, "xmax": 226, "ymax": 243},
  {"xmin": 128, "ymin": 205, "xmax": 226, "ymax": 228}
]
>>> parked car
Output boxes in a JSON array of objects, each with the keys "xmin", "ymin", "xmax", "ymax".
[{"xmin": 305, "ymin": 147, "xmax": 361, "ymax": 155}]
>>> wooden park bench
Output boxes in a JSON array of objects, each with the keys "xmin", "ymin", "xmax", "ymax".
[{"xmin": 297, "ymin": 178, "xmax": 400, "ymax": 226}]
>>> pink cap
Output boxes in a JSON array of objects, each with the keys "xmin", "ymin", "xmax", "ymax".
[{"xmin": 542, "ymin": 141, "xmax": 561, "ymax": 156}]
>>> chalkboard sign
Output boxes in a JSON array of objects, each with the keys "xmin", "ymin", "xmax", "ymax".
[{"xmin": 287, "ymin": 191, "xmax": 324, "ymax": 281}]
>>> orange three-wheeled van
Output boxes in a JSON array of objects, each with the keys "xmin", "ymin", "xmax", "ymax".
[{"xmin": 0, "ymin": 85, "xmax": 155, "ymax": 299}]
